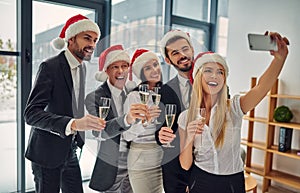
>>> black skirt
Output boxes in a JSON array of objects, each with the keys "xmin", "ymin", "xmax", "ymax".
[{"xmin": 189, "ymin": 164, "xmax": 245, "ymax": 193}]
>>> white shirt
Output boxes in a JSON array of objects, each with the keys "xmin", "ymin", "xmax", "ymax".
[
  {"xmin": 123, "ymin": 91, "xmax": 157, "ymax": 143},
  {"xmin": 107, "ymin": 80, "xmax": 125, "ymax": 116},
  {"xmin": 65, "ymin": 48, "xmax": 83, "ymax": 136},
  {"xmin": 178, "ymin": 95, "xmax": 245, "ymax": 175},
  {"xmin": 178, "ymin": 74, "xmax": 191, "ymax": 109},
  {"xmin": 107, "ymin": 80, "xmax": 128, "ymax": 152}
]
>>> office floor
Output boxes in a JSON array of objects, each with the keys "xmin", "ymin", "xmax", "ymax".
[{"xmin": 83, "ymin": 176, "xmax": 299, "ymax": 193}]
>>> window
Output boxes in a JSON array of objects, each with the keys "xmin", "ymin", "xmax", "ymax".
[
  {"xmin": 173, "ymin": 0, "xmax": 211, "ymax": 22},
  {"xmin": 0, "ymin": 0, "xmax": 18, "ymax": 192},
  {"xmin": 111, "ymin": 0, "xmax": 166, "ymax": 82}
]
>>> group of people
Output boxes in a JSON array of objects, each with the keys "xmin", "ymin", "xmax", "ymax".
[{"xmin": 24, "ymin": 14, "xmax": 289, "ymax": 193}]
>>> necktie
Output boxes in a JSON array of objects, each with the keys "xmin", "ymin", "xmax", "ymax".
[
  {"xmin": 76, "ymin": 64, "xmax": 85, "ymax": 148},
  {"xmin": 183, "ymin": 80, "xmax": 192, "ymax": 109},
  {"xmin": 78, "ymin": 64, "xmax": 85, "ymax": 117},
  {"xmin": 120, "ymin": 90, "xmax": 126, "ymax": 115}
]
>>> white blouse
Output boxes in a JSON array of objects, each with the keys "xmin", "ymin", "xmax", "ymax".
[
  {"xmin": 123, "ymin": 91, "xmax": 157, "ymax": 143},
  {"xmin": 178, "ymin": 95, "xmax": 245, "ymax": 175}
]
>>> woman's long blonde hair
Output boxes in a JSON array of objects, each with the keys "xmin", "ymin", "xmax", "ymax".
[{"xmin": 186, "ymin": 66, "xmax": 229, "ymax": 148}]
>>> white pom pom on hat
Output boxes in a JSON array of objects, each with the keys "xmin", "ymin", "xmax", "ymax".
[
  {"xmin": 95, "ymin": 45, "xmax": 130, "ymax": 82},
  {"xmin": 192, "ymin": 51, "xmax": 229, "ymax": 80},
  {"xmin": 51, "ymin": 37, "xmax": 66, "ymax": 50},
  {"xmin": 160, "ymin": 29, "xmax": 192, "ymax": 59},
  {"xmin": 51, "ymin": 14, "xmax": 101, "ymax": 50}
]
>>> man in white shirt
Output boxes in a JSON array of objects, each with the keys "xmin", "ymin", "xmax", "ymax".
[
  {"xmin": 24, "ymin": 14, "xmax": 105, "ymax": 193},
  {"xmin": 155, "ymin": 29, "xmax": 194, "ymax": 193},
  {"xmin": 85, "ymin": 45, "xmax": 148, "ymax": 193}
]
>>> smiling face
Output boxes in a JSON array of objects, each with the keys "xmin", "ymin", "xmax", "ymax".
[
  {"xmin": 164, "ymin": 38, "xmax": 194, "ymax": 73},
  {"xmin": 142, "ymin": 59, "xmax": 161, "ymax": 86},
  {"xmin": 106, "ymin": 60, "xmax": 129, "ymax": 90},
  {"xmin": 201, "ymin": 62, "xmax": 226, "ymax": 96},
  {"xmin": 68, "ymin": 31, "xmax": 98, "ymax": 63}
]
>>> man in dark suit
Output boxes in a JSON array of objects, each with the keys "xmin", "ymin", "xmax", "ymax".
[
  {"xmin": 155, "ymin": 29, "xmax": 195, "ymax": 193},
  {"xmin": 24, "ymin": 14, "xmax": 105, "ymax": 193},
  {"xmin": 85, "ymin": 45, "xmax": 148, "ymax": 193}
]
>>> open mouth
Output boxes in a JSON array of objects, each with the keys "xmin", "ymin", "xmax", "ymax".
[
  {"xmin": 151, "ymin": 73, "xmax": 160, "ymax": 79},
  {"xmin": 178, "ymin": 58, "xmax": 189, "ymax": 65},
  {"xmin": 83, "ymin": 48, "xmax": 94, "ymax": 54},
  {"xmin": 207, "ymin": 81, "xmax": 218, "ymax": 87},
  {"xmin": 116, "ymin": 76, "xmax": 125, "ymax": 80}
]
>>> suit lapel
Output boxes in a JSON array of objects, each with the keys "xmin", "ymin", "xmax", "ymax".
[
  {"xmin": 168, "ymin": 76, "xmax": 185, "ymax": 110},
  {"xmin": 59, "ymin": 51, "xmax": 73, "ymax": 95},
  {"xmin": 59, "ymin": 52, "xmax": 78, "ymax": 113}
]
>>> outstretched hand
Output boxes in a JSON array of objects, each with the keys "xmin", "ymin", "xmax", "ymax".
[{"xmin": 265, "ymin": 31, "xmax": 289, "ymax": 61}]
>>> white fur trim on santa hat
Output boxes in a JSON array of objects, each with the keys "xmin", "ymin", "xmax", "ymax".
[
  {"xmin": 52, "ymin": 18, "xmax": 101, "ymax": 50},
  {"xmin": 132, "ymin": 52, "xmax": 160, "ymax": 80},
  {"xmin": 103, "ymin": 50, "xmax": 130, "ymax": 71},
  {"xmin": 192, "ymin": 53, "xmax": 229, "ymax": 79},
  {"xmin": 65, "ymin": 19, "xmax": 100, "ymax": 42},
  {"xmin": 95, "ymin": 50, "xmax": 130, "ymax": 82},
  {"xmin": 160, "ymin": 30, "xmax": 192, "ymax": 59}
]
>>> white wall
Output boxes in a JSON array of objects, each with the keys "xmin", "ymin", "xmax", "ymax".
[{"xmin": 227, "ymin": 0, "xmax": 300, "ymax": 191}]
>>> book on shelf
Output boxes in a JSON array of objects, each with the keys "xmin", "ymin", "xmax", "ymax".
[{"xmin": 278, "ymin": 127, "xmax": 293, "ymax": 152}]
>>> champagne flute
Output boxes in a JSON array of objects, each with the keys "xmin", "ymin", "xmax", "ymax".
[
  {"xmin": 196, "ymin": 107, "xmax": 206, "ymax": 145},
  {"xmin": 139, "ymin": 84, "xmax": 150, "ymax": 127},
  {"xmin": 151, "ymin": 86, "xmax": 161, "ymax": 124},
  {"xmin": 97, "ymin": 97, "xmax": 111, "ymax": 141},
  {"xmin": 162, "ymin": 104, "xmax": 176, "ymax": 148}
]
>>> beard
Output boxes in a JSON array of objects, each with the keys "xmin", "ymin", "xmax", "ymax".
[
  {"xmin": 172, "ymin": 56, "xmax": 193, "ymax": 72},
  {"xmin": 73, "ymin": 41, "xmax": 94, "ymax": 61},
  {"xmin": 176, "ymin": 63, "xmax": 192, "ymax": 72},
  {"xmin": 73, "ymin": 47, "xmax": 92, "ymax": 61}
]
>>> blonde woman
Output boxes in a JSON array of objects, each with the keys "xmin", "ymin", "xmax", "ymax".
[{"xmin": 178, "ymin": 32, "xmax": 289, "ymax": 193}]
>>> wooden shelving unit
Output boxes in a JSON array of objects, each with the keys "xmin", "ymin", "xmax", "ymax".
[{"xmin": 242, "ymin": 77, "xmax": 300, "ymax": 193}]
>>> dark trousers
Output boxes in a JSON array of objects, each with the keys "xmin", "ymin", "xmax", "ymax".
[
  {"xmin": 189, "ymin": 164, "xmax": 245, "ymax": 193},
  {"xmin": 31, "ymin": 143, "xmax": 83, "ymax": 193},
  {"xmin": 162, "ymin": 156, "xmax": 190, "ymax": 193}
]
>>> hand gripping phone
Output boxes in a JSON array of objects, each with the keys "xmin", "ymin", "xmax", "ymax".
[{"xmin": 248, "ymin": 33, "xmax": 278, "ymax": 51}]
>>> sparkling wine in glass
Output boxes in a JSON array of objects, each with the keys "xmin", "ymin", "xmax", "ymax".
[
  {"xmin": 163, "ymin": 104, "xmax": 176, "ymax": 148},
  {"xmin": 152, "ymin": 87, "xmax": 161, "ymax": 124},
  {"xmin": 97, "ymin": 97, "xmax": 111, "ymax": 141},
  {"xmin": 139, "ymin": 84, "xmax": 150, "ymax": 127}
]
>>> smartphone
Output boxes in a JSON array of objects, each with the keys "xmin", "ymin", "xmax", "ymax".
[{"xmin": 248, "ymin": 33, "xmax": 278, "ymax": 51}]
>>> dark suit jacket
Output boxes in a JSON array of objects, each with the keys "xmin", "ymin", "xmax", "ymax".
[
  {"xmin": 155, "ymin": 75, "xmax": 191, "ymax": 193},
  {"xmin": 24, "ymin": 51, "xmax": 85, "ymax": 169},
  {"xmin": 85, "ymin": 81, "xmax": 130, "ymax": 191}
]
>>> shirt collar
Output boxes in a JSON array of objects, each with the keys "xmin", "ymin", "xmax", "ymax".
[
  {"xmin": 64, "ymin": 48, "xmax": 82, "ymax": 69},
  {"xmin": 178, "ymin": 74, "xmax": 190, "ymax": 87},
  {"xmin": 107, "ymin": 80, "xmax": 124, "ymax": 97}
]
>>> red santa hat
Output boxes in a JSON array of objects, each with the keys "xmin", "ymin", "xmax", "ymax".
[
  {"xmin": 95, "ymin": 45, "xmax": 131, "ymax": 82},
  {"xmin": 130, "ymin": 49, "xmax": 161, "ymax": 81},
  {"xmin": 51, "ymin": 14, "xmax": 101, "ymax": 50},
  {"xmin": 160, "ymin": 29, "xmax": 192, "ymax": 59},
  {"xmin": 192, "ymin": 52, "xmax": 229, "ymax": 80}
]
